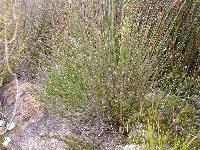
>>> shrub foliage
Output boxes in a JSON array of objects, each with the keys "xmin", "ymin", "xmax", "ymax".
[{"xmin": 1, "ymin": 0, "xmax": 199, "ymax": 148}]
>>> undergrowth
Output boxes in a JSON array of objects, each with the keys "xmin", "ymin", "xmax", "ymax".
[{"xmin": 1, "ymin": 0, "xmax": 199, "ymax": 149}]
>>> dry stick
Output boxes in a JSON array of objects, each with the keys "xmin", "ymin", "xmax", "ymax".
[{"xmin": 0, "ymin": 0, "xmax": 20, "ymax": 135}]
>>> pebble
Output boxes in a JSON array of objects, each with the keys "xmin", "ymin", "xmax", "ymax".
[{"xmin": 2, "ymin": 137, "xmax": 12, "ymax": 147}]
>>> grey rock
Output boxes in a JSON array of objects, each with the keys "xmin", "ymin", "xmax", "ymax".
[
  {"xmin": 193, "ymin": 95, "xmax": 200, "ymax": 109},
  {"xmin": 123, "ymin": 144, "xmax": 144, "ymax": 150},
  {"xmin": 9, "ymin": 116, "xmax": 72, "ymax": 150}
]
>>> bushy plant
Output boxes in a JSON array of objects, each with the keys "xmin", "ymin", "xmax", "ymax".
[{"xmin": 17, "ymin": 0, "xmax": 199, "ymax": 148}]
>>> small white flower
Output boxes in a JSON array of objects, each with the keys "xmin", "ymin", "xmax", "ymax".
[{"xmin": 2, "ymin": 137, "xmax": 11, "ymax": 147}]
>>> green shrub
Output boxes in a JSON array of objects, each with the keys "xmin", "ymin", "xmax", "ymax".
[{"xmin": 21, "ymin": 0, "xmax": 199, "ymax": 148}]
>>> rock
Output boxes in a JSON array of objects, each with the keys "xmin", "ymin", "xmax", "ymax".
[
  {"xmin": 123, "ymin": 144, "xmax": 144, "ymax": 150},
  {"xmin": 6, "ymin": 122, "xmax": 16, "ymax": 131},
  {"xmin": 9, "ymin": 116, "xmax": 73, "ymax": 150},
  {"xmin": 0, "ymin": 120, "xmax": 5, "ymax": 127},
  {"xmin": 192, "ymin": 95, "xmax": 200, "ymax": 109},
  {"xmin": 129, "ymin": 128, "xmax": 138, "ymax": 137},
  {"xmin": 2, "ymin": 137, "xmax": 12, "ymax": 147}
]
